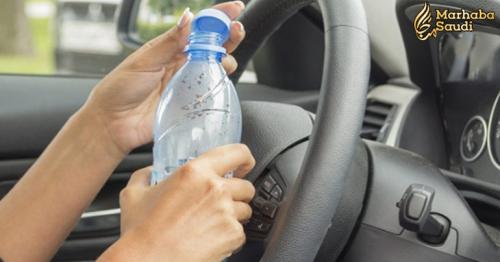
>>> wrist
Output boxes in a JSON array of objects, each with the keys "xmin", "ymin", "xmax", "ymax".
[
  {"xmin": 69, "ymin": 106, "xmax": 127, "ymax": 163},
  {"xmin": 99, "ymin": 230, "xmax": 158, "ymax": 262},
  {"xmin": 98, "ymin": 240, "xmax": 129, "ymax": 262}
]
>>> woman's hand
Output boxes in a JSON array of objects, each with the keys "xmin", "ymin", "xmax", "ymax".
[
  {"xmin": 80, "ymin": 1, "xmax": 246, "ymax": 156},
  {"xmin": 99, "ymin": 144, "xmax": 256, "ymax": 262}
]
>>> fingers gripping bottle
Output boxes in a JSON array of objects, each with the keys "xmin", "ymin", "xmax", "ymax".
[{"xmin": 151, "ymin": 9, "xmax": 242, "ymax": 185}]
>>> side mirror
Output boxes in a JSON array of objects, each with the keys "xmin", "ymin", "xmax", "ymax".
[{"xmin": 117, "ymin": 0, "xmax": 216, "ymax": 49}]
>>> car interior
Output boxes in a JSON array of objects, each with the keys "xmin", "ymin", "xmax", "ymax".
[{"xmin": 1, "ymin": 0, "xmax": 500, "ymax": 261}]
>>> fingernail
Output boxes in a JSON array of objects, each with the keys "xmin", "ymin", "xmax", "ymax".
[
  {"xmin": 233, "ymin": 21, "xmax": 244, "ymax": 32},
  {"xmin": 177, "ymin": 7, "xmax": 191, "ymax": 28},
  {"xmin": 234, "ymin": 1, "xmax": 245, "ymax": 9}
]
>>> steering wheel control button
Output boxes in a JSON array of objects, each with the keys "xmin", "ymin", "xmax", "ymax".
[
  {"xmin": 407, "ymin": 192, "xmax": 427, "ymax": 220},
  {"xmin": 247, "ymin": 219, "xmax": 271, "ymax": 233},
  {"xmin": 261, "ymin": 175, "xmax": 276, "ymax": 193},
  {"xmin": 252, "ymin": 197, "xmax": 278, "ymax": 218},
  {"xmin": 270, "ymin": 185, "xmax": 283, "ymax": 201},
  {"xmin": 259, "ymin": 191, "xmax": 272, "ymax": 200},
  {"xmin": 252, "ymin": 196, "xmax": 266, "ymax": 210},
  {"xmin": 397, "ymin": 184, "xmax": 450, "ymax": 245},
  {"xmin": 261, "ymin": 202, "xmax": 278, "ymax": 218}
]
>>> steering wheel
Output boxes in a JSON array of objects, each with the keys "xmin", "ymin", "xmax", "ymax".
[{"xmin": 228, "ymin": 0, "xmax": 370, "ymax": 261}]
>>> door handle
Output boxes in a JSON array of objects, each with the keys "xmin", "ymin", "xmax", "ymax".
[
  {"xmin": 70, "ymin": 208, "xmax": 121, "ymax": 239},
  {"xmin": 81, "ymin": 208, "xmax": 121, "ymax": 218}
]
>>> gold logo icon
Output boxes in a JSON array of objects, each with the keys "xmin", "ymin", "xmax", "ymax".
[
  {"xmin": 414, "ymin": 2, "xmax": 437, "ymax": 40},
  {"xmin": 412, "ymin": 2, "xmax": 496, "ymax": 41}
]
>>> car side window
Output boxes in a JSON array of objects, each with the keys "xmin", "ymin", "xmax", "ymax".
[
  {"xmin": 137, "ymin": 0, "xmax": 214, "ymax": 42},
  {"xmin": 0, "ymin": 0, "xmax": 214, "ymax": 76}
]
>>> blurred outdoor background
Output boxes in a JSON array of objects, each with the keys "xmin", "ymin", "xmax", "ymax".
[{"xmin": 0, "ymin": 0, "xmax": 212, "ymax": 76}]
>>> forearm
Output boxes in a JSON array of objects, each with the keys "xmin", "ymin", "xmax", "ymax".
[{"xmin": 0, "ymin": 107, "xmax": 125, "ymax": 261}]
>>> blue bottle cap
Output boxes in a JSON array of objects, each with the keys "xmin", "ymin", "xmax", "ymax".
[{"xmin": 185, "ymin": 8, "xmax": 231, "ymax": 54}]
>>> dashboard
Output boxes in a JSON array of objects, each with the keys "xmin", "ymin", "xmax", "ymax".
[
  {"xmin": 440, "ymin": 31, "xmax": 500, "ymax": 185},
  {"xmin": 488, "ymin": 94, "xmax": 500, "ymax": 170},
  {"xmin": 445, "ymin": 86, "xmax": 500, "ymax": 185}
]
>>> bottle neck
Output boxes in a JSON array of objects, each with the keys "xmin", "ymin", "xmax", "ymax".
[
  {"xmin": 187, "ymin": 50, "xmax": 224, "ymax": 62},
  {"xmin": 185, "ymin": 31, "xmax": 225, "ymax": 63}
]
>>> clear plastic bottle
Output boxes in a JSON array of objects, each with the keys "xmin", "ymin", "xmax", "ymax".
[{"xmin": 151, "ymin": 9, "xmax": 242, "ymax": 185}]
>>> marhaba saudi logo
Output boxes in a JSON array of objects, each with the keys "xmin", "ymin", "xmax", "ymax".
[{"xmin": 413, "ymin": 2, "xmax": 496, "ymax": 41}]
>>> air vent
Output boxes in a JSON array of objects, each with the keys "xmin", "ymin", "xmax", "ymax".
[{"xmin": 361, "ymin": 99, "xmax": 396, "ymax": 142}]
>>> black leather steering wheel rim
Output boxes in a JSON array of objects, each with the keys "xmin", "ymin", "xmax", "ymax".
[{"xmin": 231, "ymin": 0, "xmax": 370, "ymax": 261}]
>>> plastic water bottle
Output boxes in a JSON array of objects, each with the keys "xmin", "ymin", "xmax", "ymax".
[{"xmin": 151, "ymin": 9, "xmax": 242, "ymax": 185}]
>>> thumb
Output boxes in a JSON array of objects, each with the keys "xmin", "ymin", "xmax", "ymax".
[{"xmin": 127, "ymin": 167, "xmax": 153, "ymax": 188}]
